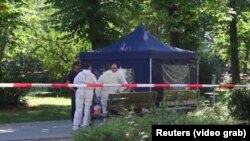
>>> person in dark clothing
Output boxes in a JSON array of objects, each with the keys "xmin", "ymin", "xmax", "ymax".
[
  {"xmin": 152, "ymin": 63, "xmax": 164, "ymax": 107},
  {"xmin": 67, "ymin": 61, "xmax": 81, "ymax": 123},
  {"xmin": 154, "ymin": 88, "xmax": 164, "ymax": 107}
]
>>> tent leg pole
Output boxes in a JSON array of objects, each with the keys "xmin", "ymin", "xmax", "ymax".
[
  {"xmin": 150, "ymin": 58, "xmax": 152, "ymax": 92},
  {"xmin": 197, "ymin": 58, "xmax": 199, "ymax": 89}
]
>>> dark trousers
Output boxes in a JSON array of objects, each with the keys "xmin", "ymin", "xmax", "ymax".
[
  {"xmin": 71, "ymin": 91, "xmax": 75, "ymax": 123},
  {"xmin": 155, "ymin": 89, "xmax": 164, "ymax": 107}
]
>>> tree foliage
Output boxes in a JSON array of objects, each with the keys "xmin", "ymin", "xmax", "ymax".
[
  {"xmin": 0, "ymin": 0, "xmax": 25, "ymax": 61},
  {"xmin": 46, "ymin": 0, "xmax": 142, "ymax": 49},
  {"xmin": 0, "ymin": 0, "xmax": 250, "ymax": 89},
  {"xmin": 5, "ymin": 0, "xmax": 91, "ymax": 81},
  {"xmin": 229, "ymin": 88, "xmax": 250, "ymax": 122}
]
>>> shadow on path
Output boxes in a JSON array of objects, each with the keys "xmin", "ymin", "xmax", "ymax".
[{"xmin": 0, "ymin": 120, "xmax": 72, "ymax": 141}]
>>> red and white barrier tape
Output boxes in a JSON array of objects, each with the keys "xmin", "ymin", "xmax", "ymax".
[{"xmin": 0, "ymin": 83, "xmax": 250, "ymax": 89}]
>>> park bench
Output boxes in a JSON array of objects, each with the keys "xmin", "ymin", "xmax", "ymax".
[
  {"xmin": 106, "ymin": 91, "xmax": 157, "ymax": 116},
  {"xmin": 161, "ymin": 89, "xmax": 200, "ymax": 111}
]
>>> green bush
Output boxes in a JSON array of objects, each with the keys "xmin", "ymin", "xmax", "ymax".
[
  {"xmin": 73, "ymin": 118, "xmax": 137, "ymax": 141},
  {"xmin": 198, "ymin": 51, "xmax": 226, "ymax": 94},
  {"xmin": 73, "ymin": 106, "xmax": 237, "ymax": 141},
  {"xmin": 0, "ymin": 56, "xmax": 50, "ymax": 107},
  {"xmin": 0, "ymin": 69, "xmax": 29, "ymax": 108},
  {"xmin": 0, "ymin": 89, "xmax": 27, "ymax": 108},
  {"xmin": 228, "ymin": 88, "xmax": 250, "ymax": 122},
  {"xmin": 188, "ymin": 103, "xmax": 236, "ymax": 124}
]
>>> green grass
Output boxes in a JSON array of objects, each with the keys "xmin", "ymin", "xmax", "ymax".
[{"xmin": 0, "ymin": 96, "xmax": 71, "ymax": 124}]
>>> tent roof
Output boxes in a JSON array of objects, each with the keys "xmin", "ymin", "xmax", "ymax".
[{"xmin": 81, "ymin": 26, "xmax": 196, "ymax": 60}]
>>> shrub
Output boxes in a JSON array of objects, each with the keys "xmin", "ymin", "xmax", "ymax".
[
  {"xmin": 187, "ymin": 103, "xmax": 236, "ymax": 124},
  {"xmin": 0, "ymin": 56, "xmax": 49, "ymax": 107},
  {"xmin": 73, "ymin": 118, "xmax": 138, "ymax": 141},
  {"xmin": 0, "ymin": 69, "xmax": 29, "ymax": 108},
  {"xmin": 228, "ymin": 88, "xmax": 250, "ymax": 123},
  {"xmin": 198, "ymin": 51, "xmax": 226, "ymax": 94},
  {"xmin": 73, "ymin": 106, "xmax": 237, "ymax": 141},
  {"xmin": 0, "ymin": 89, "xmax": 27, "ymax": 108}
]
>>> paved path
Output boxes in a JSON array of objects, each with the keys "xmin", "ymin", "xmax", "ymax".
[{"xmin": 0, "ymin": 120, "xmax": 72, "ymax": 141}]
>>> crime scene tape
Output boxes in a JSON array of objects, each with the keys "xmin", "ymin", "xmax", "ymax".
[{"xmin": 0, "ymin": 83, "xmax": 249, "ymax": 89}]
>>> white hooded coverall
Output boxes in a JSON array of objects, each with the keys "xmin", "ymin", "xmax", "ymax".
[
  {"xmin": 96, "ymin": 70, "xmax": 127, "ymax": 115},
  {"xmin": 73, "ymin": 69, "xmax": 97, "ymax": 127}
]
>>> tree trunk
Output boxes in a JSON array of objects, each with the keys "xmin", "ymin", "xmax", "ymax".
[
  {"xmin": 243, "ymin": 47, "xmax": 249, "ymax": 74},
  {"xmin": 168, "ymin": 4, "xmax": 180, "ymax": 48},
  {"xmin": 87, "ymin": 0, "xmax": 106, "ymax": 50},
  {"xmin": 0, "ymin": 31, "xmax": 7, "ymax": 83},
  {"xmin": 229, "ymin": 0, "xmax": 240, "ymax": 84},
  {"xmin": 170, "ymin": 31, "xmax": 180, "ymax": 47}
]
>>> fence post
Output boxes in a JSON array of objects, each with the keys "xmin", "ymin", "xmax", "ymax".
[{"xmin": 212, "ymin": 74, "xmax": 216, "ymax": 108}]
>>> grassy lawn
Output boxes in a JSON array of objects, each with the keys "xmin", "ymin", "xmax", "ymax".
[{"xmin": 0, "ymin": 96, "xmax": 71, "ymax": 124}]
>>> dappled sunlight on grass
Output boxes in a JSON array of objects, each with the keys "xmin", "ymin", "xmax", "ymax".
[
  {"xmin": 25, "ymin": 96, "xmax": 70, "ymax": 106},
  {"xmin": 0, "ymin": 96, "xmax": 71, "ymax": 124}
]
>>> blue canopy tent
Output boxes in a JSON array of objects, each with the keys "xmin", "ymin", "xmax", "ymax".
[{"xmin": 80, "ymin": 26, "xmax": 198, "ymax": 92}]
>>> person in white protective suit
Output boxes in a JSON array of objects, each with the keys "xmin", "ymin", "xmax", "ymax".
[
  {"xmin": 111, "ymin": 64, "xmax": 127, "ymax": 93},
  {"xmin": 72, "ymin": 63, "xmax": 97, "ymax": 130},
  {"xmin": 96, "ymin": 64, "xmax": 127, "ymax": 115}
]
